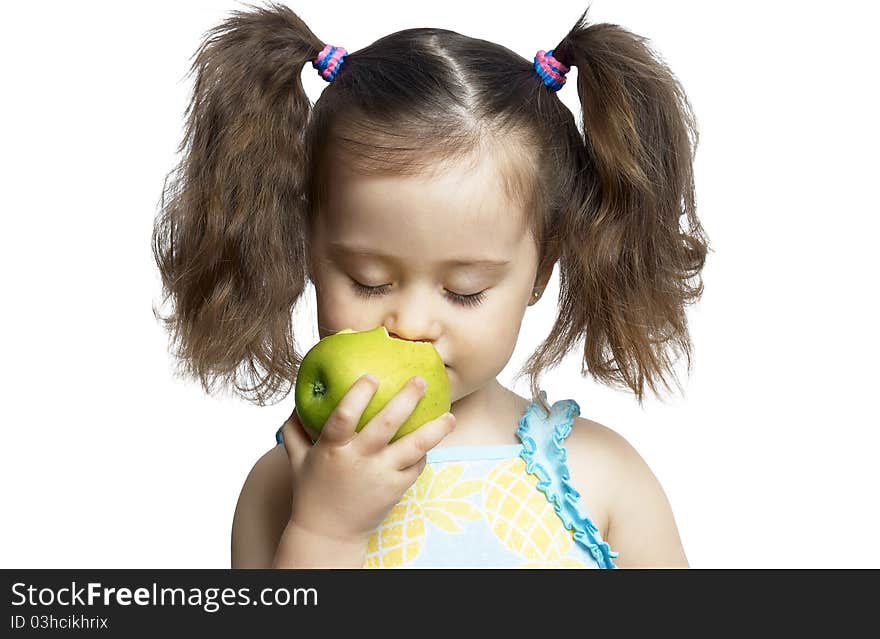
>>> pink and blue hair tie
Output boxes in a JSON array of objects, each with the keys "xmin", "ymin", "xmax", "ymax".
[
  {"xmin": 313, "ymin": 44, "xmax": 348, "ymax": 82},
  {"xmin": 534, "ymin": 49, "xmax": 570, "ymax": 92}
]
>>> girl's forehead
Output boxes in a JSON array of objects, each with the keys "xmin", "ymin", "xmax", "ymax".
[{"xmin": 321, "ymin": 153, "xmax": 531, "ymax": 250}]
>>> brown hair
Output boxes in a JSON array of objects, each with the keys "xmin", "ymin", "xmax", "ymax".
[{"xmin": 152, "ymin": 2, "xmax": 710, "ymax": 416}]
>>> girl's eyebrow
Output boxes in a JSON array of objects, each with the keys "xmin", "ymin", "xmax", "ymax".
[{"xmin": 327, "ymin": 242, "xmax": 511, "ymax": 270}]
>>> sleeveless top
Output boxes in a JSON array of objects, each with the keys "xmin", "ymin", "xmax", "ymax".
[{"xmin": 274, "ymin": 390, "xmax": 618, "ymax": 569}]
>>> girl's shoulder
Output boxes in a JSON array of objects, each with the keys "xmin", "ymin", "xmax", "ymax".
[
  {"xmin": 541, "ymin": 411, "xmax": 620, "ymax": 544},
  {"xmin": 563, "ymin": 414, "xmax": 633, "ymax": 505},
  {"xmin": 560, "ymin": 413, "xmax": 689, "ymax": 568}
]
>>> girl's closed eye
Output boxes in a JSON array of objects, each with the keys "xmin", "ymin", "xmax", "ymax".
[{"xmin": 349, "ymin": 278, "xmax": 487, "ymax": 308}]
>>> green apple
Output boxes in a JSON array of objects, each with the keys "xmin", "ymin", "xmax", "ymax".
[{"xmin": 294, "ymin": 326, "xmax": 451, "ymax": 442}]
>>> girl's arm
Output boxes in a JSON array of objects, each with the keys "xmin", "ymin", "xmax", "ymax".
[
  {"xmin": 601, "ymin": 430, "xmax": 689, "ymax": 568},
  {"xmin": 272, "ymin": 520, "xmax": 368, "ymax": 569},
  {"xmin": 231, "ymin": 444, "xmax": 370, "ymax": 568},
  {"xmin": 231, "ymin": 445, "xmax": 295, "ymax": 569}
]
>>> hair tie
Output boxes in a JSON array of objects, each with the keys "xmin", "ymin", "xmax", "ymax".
[
  {"xmin": 534, "ymin": 49, "xmax": 570, "ymax": 92},
  {"xmin": 313, "ymin": 44, "xmax": 348, "ymax": 82}
]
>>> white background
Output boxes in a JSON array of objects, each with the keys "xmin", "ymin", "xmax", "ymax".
[{"xmin": 1, "ymin": 0, "xmax": 877, "ymax": 569}]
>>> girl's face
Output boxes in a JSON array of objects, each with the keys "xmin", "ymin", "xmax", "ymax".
[{"xmin": 307, "ymin": 151, "xmax": 542, "ymax": 410}]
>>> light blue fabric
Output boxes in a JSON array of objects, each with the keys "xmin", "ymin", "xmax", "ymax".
[
  {"xmin": 274, "ymin": 391, "xmax": 618, "ymax": 568},
  {"xmin": 517, "ymin": 391, "xmax": 619, "ymax": 569},
  {"xmin": 426, "ymin": 443, "xmax": 523, "ymax": 464}
]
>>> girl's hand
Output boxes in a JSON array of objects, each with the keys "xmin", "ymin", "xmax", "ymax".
[{"xmin": 278, "ymin": 374, "xmax": 456, "ymax": 547}]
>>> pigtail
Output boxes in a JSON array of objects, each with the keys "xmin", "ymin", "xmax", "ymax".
[
  {"xmin": 526, "ymin": 8, "xmax": 710, "ymax": 406},
  {"xmin": 152, "ymin": 3, "xmax": 324, "ymax": 404}
]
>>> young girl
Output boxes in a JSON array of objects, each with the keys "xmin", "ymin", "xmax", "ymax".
[{"xmin": 153, "ymin": 3, "xmax": 708, "ymax": 569}]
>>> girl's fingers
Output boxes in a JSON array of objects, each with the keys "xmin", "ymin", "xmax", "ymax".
[
  {"xmin": 317, "ymin": 374, "xmax": 379, "ymax": 446},
  {"xmin": 356, "ymin": 376, "xmax": 427, "ymax": 452},
  {"xmin": 279, "ymin": 409, "xmax": 311, "ymax": 469},
  {"xmin": 386, "ymin": 411, "xmax": 456, "ymax": 470},
  {"xmin": 399, "ymin": 455, "xmax": 428, "ymax": 485}
]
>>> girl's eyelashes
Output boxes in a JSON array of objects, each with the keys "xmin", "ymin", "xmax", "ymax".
[{"xmin": 349, "ymin": 279, "xmax": 487, "ymax": 308}]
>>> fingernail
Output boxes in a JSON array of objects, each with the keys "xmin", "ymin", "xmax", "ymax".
[
  {"xmin": 364, "ymin": 374, "xmax": 378, "ymax": 385},
  {"xmin": 446, "ymin": 412, "xmax": 456, "ymax": 425},
  {"xmin": 413, "ymin": 376, "xmax": 427, "ymax": 391}
]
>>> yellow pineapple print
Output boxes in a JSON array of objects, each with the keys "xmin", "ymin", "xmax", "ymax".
[
  {"xmin": 364, "ymin": 463, "xmax": 483, "ymax": 568},
  {"xmin": 483, "ymin": 457, "xmax": 590, "ymax": 568}
]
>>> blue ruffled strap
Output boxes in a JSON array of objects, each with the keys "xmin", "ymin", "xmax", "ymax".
[{"xmin": 516, "ymin": 390, "xmax": 619, "ymax": 569}]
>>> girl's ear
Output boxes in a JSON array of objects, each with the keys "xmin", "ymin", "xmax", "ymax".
[
  {"xmin": 529, "ymin": 248, "xmax": 558, "ymax": 305},
  {"xmin": 304, "ymin": 211, "xmax": 323, "ymax": 286},
  {"xmin": 304, "ymin": 244, "xmax": 315, "ymax": 284},
  {"xmin": 532, "ymin": 237, "xmax": 561, "ymax": 293},
  {"xmin": 533, "ymin": 254, "xmax": 556, "ymax": 293},
  {"xmin": 304, "ymin": 227, "xmax": 321, "ymax": 287}
]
